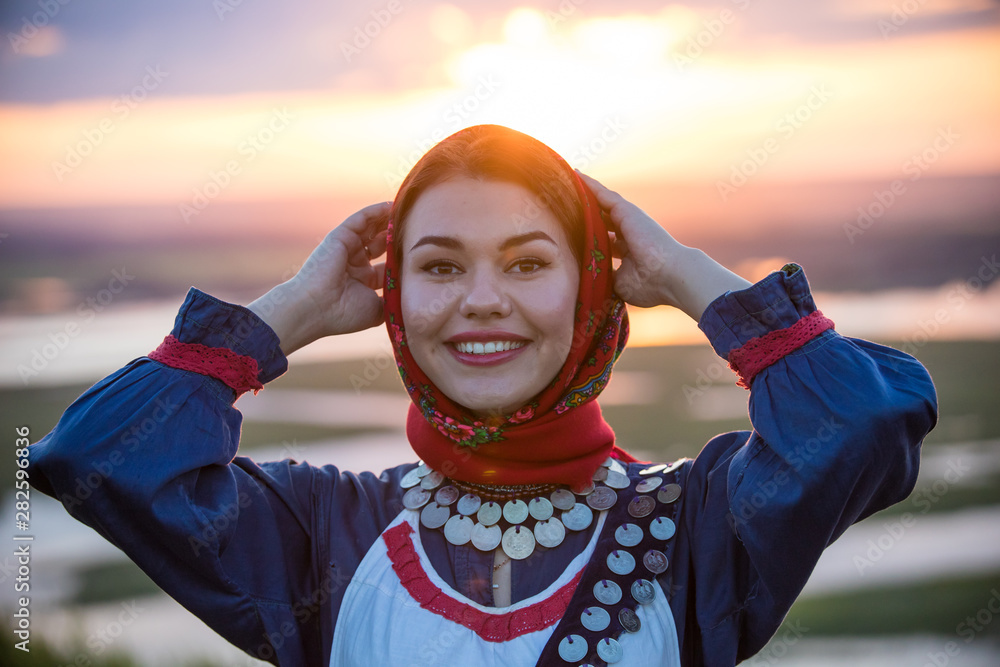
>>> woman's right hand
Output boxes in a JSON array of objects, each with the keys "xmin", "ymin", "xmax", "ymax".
[{"xmin": 247, "ymin": 202, "xmax": 391, "ymax": 355}]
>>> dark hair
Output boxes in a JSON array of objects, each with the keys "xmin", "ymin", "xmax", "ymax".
[{"xmin": 390, "ymin": 125, "xmax": 584, "ymax": 267}]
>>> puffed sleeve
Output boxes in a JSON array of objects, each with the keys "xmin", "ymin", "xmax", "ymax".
[
  {"xmin": 670, "ymin": 264, "xmax": 937, "ymax": 665},
  {"xmin": 27, "ymin": 288, "xmax": 409, "ymax": 665}
]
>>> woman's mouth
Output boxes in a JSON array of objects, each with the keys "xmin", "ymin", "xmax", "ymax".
[{"xmin": 447, "ymin": 340, "xmax": 529, "ymax": 366}]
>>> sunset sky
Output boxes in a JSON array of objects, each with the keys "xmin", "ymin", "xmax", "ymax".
[{"xmin": 1, "ymin": 0, "xmax": 998, "ymax": 214}]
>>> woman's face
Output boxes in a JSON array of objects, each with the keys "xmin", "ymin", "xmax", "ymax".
[{"xmin": 400, "ymin": 177, "xmax": 580, "ymax": 417}]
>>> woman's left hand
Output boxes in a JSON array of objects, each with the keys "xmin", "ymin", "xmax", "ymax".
[{"xmin": 578, "ymin": 171, "xmax": 751, "ymax": 321}]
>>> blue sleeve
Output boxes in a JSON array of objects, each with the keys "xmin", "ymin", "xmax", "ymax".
[
  {"xmin": 672, "ymin": 264, "xmax": 938, "ymax": 664},
  {"xmin": 27, "ymin": 288, "xmax": 409, "ymax": 665}
]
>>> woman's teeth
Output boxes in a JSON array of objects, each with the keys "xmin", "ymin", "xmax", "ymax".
[{"xmin": 454, "ymin": 341, "xmax": 526, "ymax": 355}]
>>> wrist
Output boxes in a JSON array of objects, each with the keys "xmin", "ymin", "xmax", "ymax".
[
  {"xmin": 658, "ymin": 247, "xmax": 751, "ymax": 322},
  {"xmin": 247, "ymin": 281, "xmax": 320, "ymax": 356}
]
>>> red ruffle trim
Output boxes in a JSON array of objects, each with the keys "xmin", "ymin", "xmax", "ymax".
[
  {"xmin": 727, "ymin": 310, "xmax": 835, "ymax": 389},
  {"xmin": 148, "ymin": 334, "xmax": 264, "ymax": 396},
  {"xmin": 383, "ymin": 522, "xmax": 582, "ymax": 642}
]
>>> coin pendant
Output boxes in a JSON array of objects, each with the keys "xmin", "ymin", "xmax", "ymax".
[
  {"xmin": 609, "ymin": 459, "xmax": 627, "ymax": 475},
  {"xmin": 592, "ymin": 466, "xmax": 609, "ymax": 482},
  {"xmin": 604, "ymin": 470, "xmax": 630, "ymax": 490},
  {"xmin": 562, "ymin": 503, "xmax": 594, "ymax": 531},
  {"xmin": 503, "ymin": 499, "xmax": 529, "ymax": 524},
  {"xmin": 414, "ymin": 462, "xmax": 432, "ymax": 477},
  {"xmin": 571, "ymin": 480, "xmax": 596, "ymax": 496},
  {"xmin": 643, "ymin": 549, "xmax": 669, "ymax": 575},
  {"xmin": 420, "ymin": 501, "xmax": 450, "ymax": 529},
  {"xmin": 649, "ymin": 516, "xmax": 676, "ymax": 541},
  {"xmin": 635, "ymin": 476, "xmax": 663, "ymax": 493},
  {"xmin": 550, "ymin": 488, "xmax": 576, "ymax": 510},
  {"xmin": 471, "ymin": 522, "xmax": 502, "ymax": 551},
  {"xmin": 631, "ymin": 579, "xmax": 656, "ymax": 605},
  {"xmin": 533, "ymin": 518, "xmax": 566, "ymax": 549},
  {"xmin": 638, "ymin": 463, "xmax": 667, "ymax": 476},
  {"xmin": 593, "ymin": 579, "xmax": 623, "ymax": 605},
  {"xmin": 558, "ymin": 635, "xmax": 588, "ymax": 662},
  {"xmin": 501, "ymin": 525, "xmax": 535, "ymax": 560},
  {"xmin": 581, "ymin": 606, "xmax": 611, "ymax": 632},
  {"xmin": 627, "ymin": 495, "xmax": 656, "ymax": 519},
  {"xmin": 477, "ymin": 501, "xmax": 502, "ymax": 526},
  {"xmin": 443, "ymin": 515, "xmax": 473, "ymax": 546},
  {"xmin": 618, "ymin": 607, "xmax": 641, "ymax": 633},
  {"xmin": 607, "ymin": 549, "xmax": 636, "ymax": 576},
  {"xmin": 597, "ymin": 637, "xmax": 624, "ymax": 664},
  {"xmin": 420, "ymin": 470, "xmax": 445, "ymax": 490},
  {"xmin": 456, "ymin": 493, "xmax": 482, "ymax": 516},
  {"xmin": 402, "ymin": 487, "xmax": 431, "ymax": 510},
  {"xmin": 528, "ymin": 496, "xmax": 554, "ymax": 521},
  {"xmin": 587, "ymin": 485, "xmax": 618, "ymax": 511},
  {"xmin": 615, "ymin": 523, "xmax": 643, "ymax": 547},
  {"xmin": 657, "ymin": 483, "xmax": 682, "ymax": 504},
  {"xmin": 434, "ymin": 485, "xmax": 459, "ymax": 506},
  {"xmin": 400, "ymin": 467, "xmax": 422, "ymax": 489}
]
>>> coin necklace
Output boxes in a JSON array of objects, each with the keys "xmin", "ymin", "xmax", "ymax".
[{"xmin": 400, "ymin": 456, "xmax": 628, "ymax": 561}]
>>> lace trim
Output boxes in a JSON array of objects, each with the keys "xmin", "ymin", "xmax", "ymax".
[
  {"xmin": 727, "ymin": 310, "xmax": 835, "ymax": 389},
  {"xmin": 148, "ymin": 334, "xmax": 264, "ymax": 396},
  {"xmin": 383, "ymin": 522, "xmax": 582, "ymax": 642}
]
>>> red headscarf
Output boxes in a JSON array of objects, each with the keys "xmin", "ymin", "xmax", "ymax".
[{"xmin": 383, "ymin": 126, "xmax": 633, "ymax": 488}]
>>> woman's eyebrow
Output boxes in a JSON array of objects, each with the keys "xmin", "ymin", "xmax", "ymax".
[{"xmin": 409, "ymin": 231, "xmax": 557, "ymax": 253}]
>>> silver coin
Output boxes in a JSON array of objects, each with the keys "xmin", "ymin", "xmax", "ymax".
[
  {"xmin": 443, "ymin": 514, "xmax": 473, "ymax": 546},
  {"xmin": 501, "ymin": 525, "xmax": 535, "ymax": 560},
  {"xmin": 619, "ymin": 607, "xmax": 641, "ymax": 633},
  {"xmin": 414, "ymin": 462, "xmax": 432, "ymax": 477},
  {"xmin": 533, "ymin": 518, "xmax": 566, "ymax": 548},
  {"xmin": 593, "ymin": 579, "xmax": 623, "ymax": 605},
  {"xmin": 597, "ymin": 637, "xmax": 624, "ymax": 664},
  {"xmin": 435, "ymin": 485, "xmax": 459, "ymax": 506},
  {"xmin": 456, "ymin": 493, "xmax": 482, "ymax": 516},
  {"xmin": 528, "ymin": 497, "xmax": 554, "ymax": 521},
  {"xmin": 581, "ymin": 606, "xmax": 611, "ymax": 632},
  {"xmin": 477, "ymin": 501, "xmax": 502, "ymax": 526},
  {"xmin": 571, "ymin": 480, "xmax": 596, "ymax": 496},
  {"xmin": 420, "ymin": 470, "xmax": 445, "ymax": 490},
  {"xmin": 558, "ymin": 635, "xmax": 588, "ymax": 662},
  {"xmin": 635, "ymin": 476, "xmax": 663, "ymax": 493},
  {"xmin": 420, "ymin": 501, "xmax": 450, "ymax": 529},
  {"xmin": 400, "ymin": 467, "xmax": 422, "ymax": 489},
  {"xmin": 650, "ymin": 516, "xmax": 676, "ymax": 541},
  {"xmin": 587, "ymin": 486, "xmax": 618, "ymax": 511},
  {"xmin": 402, "ymin": 487, "xmax": 431, "ymax": 510},
  {"xmin": 615, "ymin": 523, "xmax": 643, "ymax": 548},
  {"xmin": 643, "ymin": 549, "xmax": 668, "ymax": 575},
  {"xmin": 631, "ymin": 579, "xmax": 656, "ymax": 605},
  {"xmin": 592, "ymin": 466, "xmax": 609, "ymax": 482},
  {"xmin": 602, "ymin": 456, "xmax": 615, "ymax": 467},
  {"xmin": 604, "ymin": 470, "xmax": 630, "ymax": 490},
  {"xmin": 471, "ymin": 522, "xmax": 502, "ymax": 551},
  {"xmin": 503, "ymin": 499, "xmax": 529, "ymax": 524},
  {"xmin": 562, "ymin": 503, "xmax": 594, "ymax": 531},
  {"xmin": 639, "ymin": 463, "xmax": 667, "ymax": 476},
  {"xmin": 607, "ymin": 549, "xmax": 636, "ymax": 576},
  {"xmin": 550, "ymin": 488, "xmax": 576, "ymax": 510},
  {"xmin": 657, "ymin": 483, "xmax": 682, "ymax": 504},
  {"xmin": 628, "ymin": 495, "xmax": 656, "ymax": 519},
  {"xmin": 663, "ymin": 458, "xmax": 687, "ymax": 473},
  {"xmin": 609, "ymin": 459, "xmax": 627, "ymax": 475}
]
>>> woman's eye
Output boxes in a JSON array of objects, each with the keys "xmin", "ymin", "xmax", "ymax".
[
  {"xmin": 510, "ymin": 259, "xmax": 549, "ymax": 273},
  {"xmin": 423, "ymin": 261, "xmax": 460, "ymax": 275}
]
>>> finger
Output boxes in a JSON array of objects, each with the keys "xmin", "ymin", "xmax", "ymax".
[
  {"xmin": 576, "ymin": 170, "xmax": 625, "ymax": 210},
  {"xmin": 365, "ymin": 229, "xmax": 388, "ymax": 259},
  {"xmin": 339, "ymin": 201, "xmax": 393, "ymax": 242}
]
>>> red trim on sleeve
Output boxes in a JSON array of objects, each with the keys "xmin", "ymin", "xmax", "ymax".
[
  {"xmin": 148, "ymin": 334, "xmax": 264, "ymax": 396},
  {"xmin": 727, "ymin": 310, "xmax": 835, "ymax": 389},
  {"xmin": 383, "ymin": 522, "xmax": 582, "ymax": 642}
]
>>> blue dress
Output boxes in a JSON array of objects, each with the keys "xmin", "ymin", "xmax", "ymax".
[{"xmin": 27, "ymin": 264, "xmax": 938, "ymax": 665}]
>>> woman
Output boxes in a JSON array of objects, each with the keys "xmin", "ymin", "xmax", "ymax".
[{"xmin": 29, "ymin": 125, "xmax": 937, "ymax": 666}]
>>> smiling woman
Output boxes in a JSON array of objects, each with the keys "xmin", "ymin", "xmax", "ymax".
[{"xmin": 27, "ymin": 124, "xmax": 938, "ymax": 666}]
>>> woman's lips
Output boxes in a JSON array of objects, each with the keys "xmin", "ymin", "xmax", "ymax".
[{"xmin": 446, "ymin": 342, "xmax": 529, "ymax": 367}]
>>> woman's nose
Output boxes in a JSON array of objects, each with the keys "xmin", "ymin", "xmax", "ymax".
[{"xmin": 458, "ymin": 269, "xmax": 511, "ymax": 319}]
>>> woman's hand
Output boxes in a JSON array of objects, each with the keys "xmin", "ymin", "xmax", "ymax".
[
  {"xmin": 247, "ymin": 202, "xmax": 390, "ymax": 356},
  {"xmin": 578, "ymin": 172, "xmax": 751, "ymax": 321}
]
